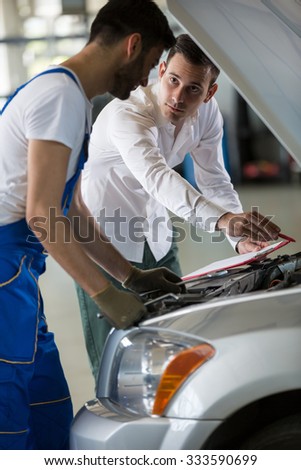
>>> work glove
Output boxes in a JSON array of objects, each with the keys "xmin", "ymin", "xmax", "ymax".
[
  {"xmin": 122, "ymin": 266, "xmax": 183, "ymax": 294},
  {"xmin": 92, "ymin": 283, "xmax": 147, "ymax": 329}
]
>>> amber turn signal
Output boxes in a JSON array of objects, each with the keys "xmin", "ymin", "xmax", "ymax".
[{"xmin": 152, "ymin": 343, "xmax": 215, "ymax": 416}]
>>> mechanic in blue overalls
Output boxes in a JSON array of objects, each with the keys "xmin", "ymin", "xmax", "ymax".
[{"xmin": 0, "ymin": 0, "xmax": 180, "ymax": 449}]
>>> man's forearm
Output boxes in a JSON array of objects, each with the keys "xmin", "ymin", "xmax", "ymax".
[{"xmin": 28, "ymin": 209, "xmax": 115, "ymax": 295}]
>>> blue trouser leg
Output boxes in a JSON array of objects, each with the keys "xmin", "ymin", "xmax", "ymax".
[
  {"xmin": 75, "ymin": 240, "xmax": 182, "ymax": 383},
  {"xmin": 0, "ymin": 241, "xmax": 73, "ymax": 449},
  {"xmin": 0, "ymin": 322, "xmax": 73, "ymax": 450},
  {"xmin": 28, "ymin": 315, "xmax": 73, "ymax": 450}
]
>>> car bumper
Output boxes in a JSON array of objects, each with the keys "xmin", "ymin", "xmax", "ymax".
[{"xmin": 70, "ymin": 398, "xmax": 221, "ymax": 450}]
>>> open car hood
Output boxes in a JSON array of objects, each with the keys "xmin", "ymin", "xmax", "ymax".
[{"xmin": 166, "ymin": 0, "xmax": 301, "ymax": 166}]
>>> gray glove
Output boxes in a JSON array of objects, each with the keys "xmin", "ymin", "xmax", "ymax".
[
  {"xmin": 122, "ymin": 266, "xmax": 183, "ymax": 294},
  {"xmin": 92, "ymin": 283, "xmax": 147, "ymax": 329}
]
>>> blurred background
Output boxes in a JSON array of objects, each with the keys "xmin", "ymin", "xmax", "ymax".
[
  {"xmin": 1, "ymin": 0, "xmax": 300, "ymax": 413},
  {"xmin": 1, "ymin": 0, "xmax": 299, "ymax": 184}
]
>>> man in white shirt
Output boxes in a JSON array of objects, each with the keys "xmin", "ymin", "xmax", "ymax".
[
  {"xmin": 0, "ymin": 0, "xmax": 180, "ymax": 450},
  {"xmin": 77, "ymin": 34, "xmax": 281, "ymax": 381}
]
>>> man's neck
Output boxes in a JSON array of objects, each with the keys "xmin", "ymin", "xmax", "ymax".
[{"xmin": 61, "ymin": 42, "xmax": 119, "ymax": 100}]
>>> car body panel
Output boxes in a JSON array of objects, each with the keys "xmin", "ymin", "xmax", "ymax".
[
  {"xmin": 166, "ymin": 328, "xmax": 301, "ymax": 419},
  {"xmin": 70, "ymin": 286, "xmax": 301, "ymax": 449},
  {"xmin": 70, "ymin": 399, "xmax": 221, "ymax": 450},
  {"xmin": 96, "ymin": 288, "xmax": 301, "ymax": 421}
]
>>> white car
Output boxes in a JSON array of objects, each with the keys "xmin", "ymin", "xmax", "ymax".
[{"xmin": 70, "ymin": 0, "xmax": 301, "ymax": 450}]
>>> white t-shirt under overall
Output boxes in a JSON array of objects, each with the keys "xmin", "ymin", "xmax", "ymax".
[{"xmin": 0, "ymin": 66, "xmax": 92, "ymax": 225}]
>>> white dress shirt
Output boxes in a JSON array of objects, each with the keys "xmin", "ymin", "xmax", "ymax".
[{"xmin": 82, "ymin": 82, "xmax": 243, "ymax": 263}]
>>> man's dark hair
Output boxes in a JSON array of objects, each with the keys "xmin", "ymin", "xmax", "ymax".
[
  {"xmin": 166, "ymin": 34, "xmax": 220, "ymax": 86},
  {"xmin": 88, "ymin": 0, "xmax": 175, "ymax": 53}
]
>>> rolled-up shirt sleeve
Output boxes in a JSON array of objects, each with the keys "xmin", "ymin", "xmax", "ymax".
[{"xmin": 189, "ymin": 105, "xmax": 243, "ymax": 248}]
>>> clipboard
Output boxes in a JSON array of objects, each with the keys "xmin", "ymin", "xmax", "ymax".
[{"xmin": 183, "ymin": 239, "xmax": 290, "ymax": 281}]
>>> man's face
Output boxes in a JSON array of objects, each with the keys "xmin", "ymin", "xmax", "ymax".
[
  {"xmin": 158, "ymin": 53, "xmax": 217, "ymax": 126},
  {"xmin": 110, "ymin": 45, "xmax": 163, "ymax": 100}
]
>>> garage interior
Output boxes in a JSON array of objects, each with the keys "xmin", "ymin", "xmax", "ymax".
[{"xmin": 1, "ymin": 0, "xmax": 300, "ymax": 414}]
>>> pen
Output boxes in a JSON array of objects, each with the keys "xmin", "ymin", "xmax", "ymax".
[{"xmin": 278, "ymin": 232, "xmax": 296, "ymax": 243}]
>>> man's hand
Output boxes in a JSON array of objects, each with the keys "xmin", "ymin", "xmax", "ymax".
[
  {"xmin": 92, "ymin": 284, "xmax": 147, "ymax": 329},
  {"xmin": 236, "ymin": 238, "xmax": 269, "ymax": 254},
  {"xmin": 122, "ymin": 266, "xmax": 183, "ymax": 294},
  {"xmin": 217, "ymin": 208, "xmax": 280, "ymax": 242}
]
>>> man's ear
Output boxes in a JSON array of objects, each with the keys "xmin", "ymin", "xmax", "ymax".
[
  {"xmin": 158, "ymin": 61, "xmax": 167, "ymax": 78},
  {"xmin": 204, "ymin": 83, "xmax": 218, "ymax": 103},
  {"xmin": 126, "ymin": 33, "xmax": 142, "ymax": 61}
]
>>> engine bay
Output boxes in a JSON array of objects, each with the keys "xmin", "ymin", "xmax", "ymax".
[{"xmin": 142, "ymin": 252, "xmax": 301, "ymax": 318}]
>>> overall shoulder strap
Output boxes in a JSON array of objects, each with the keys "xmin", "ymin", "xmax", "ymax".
[{"xmin": 1, "ymin": 67, "xmax": 78, "ymax": 115}]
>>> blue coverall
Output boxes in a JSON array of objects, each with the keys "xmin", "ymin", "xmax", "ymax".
[{"xmin": 0, "ymin": 68, "xmax": 88, "ymax": 449}]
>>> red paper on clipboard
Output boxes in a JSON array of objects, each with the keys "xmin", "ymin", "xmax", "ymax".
[{"xmin": 183, "ymin": 240, "xmax": 290, "ymax": 281}]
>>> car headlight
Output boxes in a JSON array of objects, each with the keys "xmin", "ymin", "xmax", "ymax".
[{"xmin": 108, "ymin": 330, "xmax": 215, "ymax": 416}]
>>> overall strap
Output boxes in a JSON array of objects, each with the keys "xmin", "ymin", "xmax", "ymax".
[
  {"xmin": 61, "ymin": 132, "xmax": 89, "ymax": 215},
  {"xmin": 1, "ymin": 67, "xmax": 78, "ymax": 115}
]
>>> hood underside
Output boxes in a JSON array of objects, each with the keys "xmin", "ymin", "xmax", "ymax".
[{"xmin": 167, "ymin": 0, "xmax": 301, "ymax": 166}]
